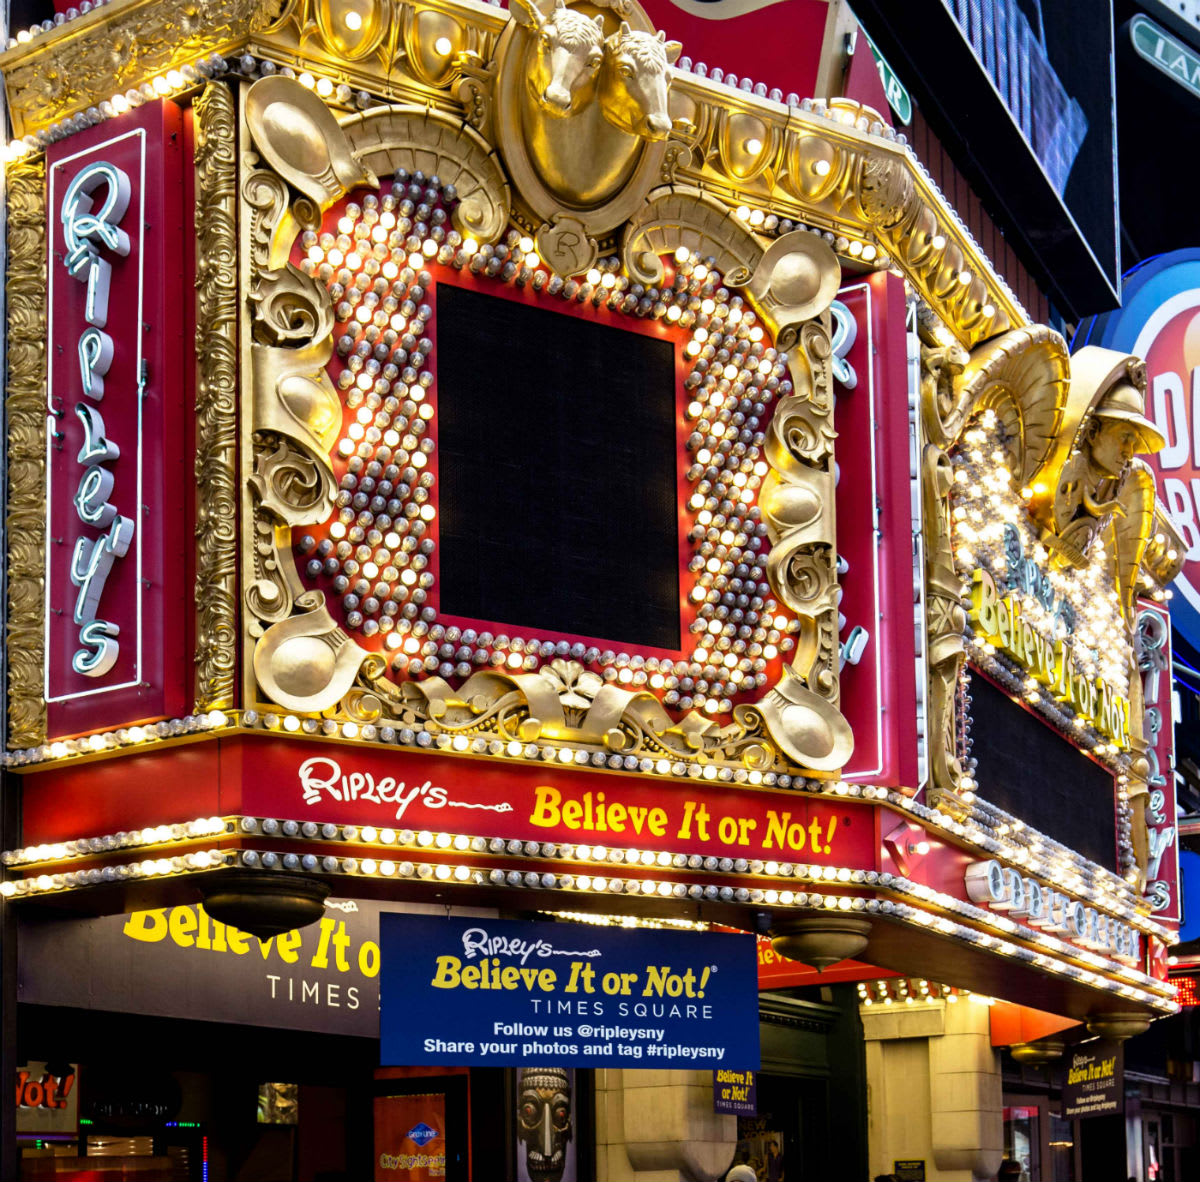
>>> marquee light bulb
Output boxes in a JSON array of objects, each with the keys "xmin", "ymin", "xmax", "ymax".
[
  {"xmin": 434, "ymin": 36, "xmax": 453, "ymax": 55},
  {"xmin": 344, "ymin": 10, "xmax": 363, "ymax": 30}
]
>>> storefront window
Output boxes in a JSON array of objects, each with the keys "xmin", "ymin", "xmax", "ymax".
[
  {"xmin": 1047, "ymin": 1112, "xmax": 1075, "ymax": 1182},
  {"xmin": 1003, "ymin": 1105, "xmax": 1039, "ymax": 1181},
  {"xmin": 1003, "ymin": 1095, "xmax": 1082, "ymax": 1182}
]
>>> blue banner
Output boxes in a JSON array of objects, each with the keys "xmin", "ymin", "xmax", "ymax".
[{"xmin": 380, "ymin": 915, "xmax": 760, "ymax": 1068}]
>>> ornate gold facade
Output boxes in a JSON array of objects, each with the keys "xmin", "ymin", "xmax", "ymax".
[{"xmin": 0, "ymin": 0, "xmax": 1180, "ymax": 811}]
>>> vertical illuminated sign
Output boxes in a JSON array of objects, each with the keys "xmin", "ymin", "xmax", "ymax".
[
  {"xmin": 44, "ymin": 103, "xmax": 189, "ymax": 737},
  {"xmin": 53, "ymin": 153, "xmax": 139, "ymax": 680},
  {"xmin": 1136, "ymin": 600, "xmax": 1179, "ymax": 923},
  {"xmin": 835, "ymin": 273, "xmax": 920, "ymax": 788}
]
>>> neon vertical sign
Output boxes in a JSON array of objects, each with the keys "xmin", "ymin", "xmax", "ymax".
[
  {"xmin": 60, "ymin": 159, "xmax": 137, "ymax": 677},
  {"xmin": 44, "ymin": 102, "xmax": 190, "ymax": 737}
]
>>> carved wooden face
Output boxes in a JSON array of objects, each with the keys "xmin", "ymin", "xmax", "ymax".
[{"xmin": 517, "ymin": 1068, "xmax": 572, "ymax": 1182}]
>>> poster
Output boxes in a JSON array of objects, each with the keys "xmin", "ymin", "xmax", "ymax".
[
  {"xmin": 732, "ymin": 1116, "xmax": 785, "ymax": 1182},
  {"xmin": 1062, "ymin": 1040, "xmax": 1124, "ymax": 1119},
  {"xmin": 514, "ymin": 1067, "xmax": 577, "ymax": 1182},
  {"xmin": 380, "ymin": 915, "xmax": 759, "ymax": 1069},
  {"xmin": 713, "ymin": 1068, "xmax": 757, "ymax": 1115},
  {"xmin": 375, "ymin": 1093, "xmax": 447, "ymax": 1181}
]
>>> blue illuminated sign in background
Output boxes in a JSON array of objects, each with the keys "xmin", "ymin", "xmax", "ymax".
[{"xmin": 380, "ymin": 915, "xmax": 760, "ymax": 1068}]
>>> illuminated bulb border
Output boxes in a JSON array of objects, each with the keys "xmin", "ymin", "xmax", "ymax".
[
  {"xmin": 857, "ymin": 977, "xmax": 962, "ymax": 1006},
  {"xmin": 2, "ymin": 813, "xmax": 1172, "ymax": 986},
  {"xmin": 1, "ymin": 846, "xmax": 1173, "ymax": 1011},
  {"xmin": 0, "ymin": 36, "xmax": 1029, "ymax": 332},
  {"xmin": 1, "ymin": 715, "xmax": 1171, "ymax": 943}
]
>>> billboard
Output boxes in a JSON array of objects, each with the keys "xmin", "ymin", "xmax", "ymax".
[
  {"xmin": 851, "ymin": 0, "xmax": 1120, "ymax": 317},
  {"xmin": 380, "ymin": 915, "xmax": 760, "ymax": 1068},
  {"xmin": 18, "ymin": 897, "xmax": 483, "ymax": 1038}
]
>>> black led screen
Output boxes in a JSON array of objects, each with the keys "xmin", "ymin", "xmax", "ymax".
[
  {"xmin": 435, "ymin": 283, "xmax": 680, "ymax": 649},
  {"xmin": 968, "ymin": 672, "xmax": 1117, "ymax": 870}
]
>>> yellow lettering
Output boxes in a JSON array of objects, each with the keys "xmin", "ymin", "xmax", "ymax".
[
  {"xmin": 168, "ymin": 906, "xmax": 197, "ymax": 948},
  {"xmin": 431, "ymin": 955, "xmax": 462, "ymax": 988},
  {"xmin": 997, "ymin": 596, "xmax": 1013, "ymax": 649},
  {"xmin": 123, "ymin": 909, "xmax": 168, "ymax": 943},
  {"xmin": 529, "ymin": 784, "xmax": 562, "ymax": 828},
  {"xmin": 276, "ymin": 929, "xmax": 301, "ymax": 964},
  {"xmin": 969, "ymin": 568, "xmax": 999, "ymax": 637}
]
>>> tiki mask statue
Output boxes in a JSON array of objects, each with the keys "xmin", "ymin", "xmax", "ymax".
[{"xmin": 517, "ymin": 1066, "xmax": 572, "ymax": 1182}]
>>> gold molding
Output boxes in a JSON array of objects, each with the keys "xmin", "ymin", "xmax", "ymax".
[
  {"xmin": 4, "ymin": 155, "xmax": 48, "ymax": 749},
  {"xmin": 193, "ymin": 81, "xmax": 240, "ymax": 711},
  {"xmin": 0, "ymin": 0, "xmax": 279, "ymax": 139},
  {"xmin": 232, "ymin": 67, "xmax": 854, "ymax": 774},
  {"xmin": 6, "ymin": 0, "xmax": 1025, "ymax": 350}
]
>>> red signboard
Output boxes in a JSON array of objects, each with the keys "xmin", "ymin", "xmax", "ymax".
[
  {"xmin": 755, "ymin": 938, "xmax": 892, "ymax": 988},
  {"xmin": 44, "ymin": 102, "xmax": 189, "ymax": 738},
  {"xmin": 22, "ymin": 736, "xmax": 877, "ymax": 871},
  {"xmin": 835, "ymin": 274, "xmax": 920, "ymax": 788},
  {"xmin": 640, "ymin": 0, "xmax": 830, "ymax": 102}
]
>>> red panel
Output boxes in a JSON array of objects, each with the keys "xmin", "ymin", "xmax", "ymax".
[
  {"xmin": 756, "ymin": 939, "xmax": 895, "ymax": 989},
  {"xmin": 837, "ymin": 274, "xmax": 920, "ymax": 787},
  {"xmin": 842, "ymin": 32, "xmax": 894, "ymax": 124},
  {"xmin": 44, "ymin": 101, "xmax": 189, "ymax": 738},
  {"xmin": 639, "ymin": 0, "xmax": 829, "ymax": 101},
  {"xmin": 22, "ymin": 735, "xmax": 878, "ymax": 870},
  {"xmin": 22, "ymin": 742, "xmax": 224, "ymax": 844},
  {"xmin": 990, "ymin": 1000, "xmax": 1079, "ymax": 1047}
]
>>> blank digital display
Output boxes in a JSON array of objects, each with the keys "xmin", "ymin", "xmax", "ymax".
[
  {"xmin": 968, "ymin": 671, "xmax": 1117, "ymax": 869},
  {"xmin": 435, "ymin": 283, "xmax": 681, "ymax": 650}
]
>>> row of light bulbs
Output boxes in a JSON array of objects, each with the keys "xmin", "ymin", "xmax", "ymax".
[
  {"xmin": 3, "ymin": 796, "xmax": 1168, "ymax": 981},
  {"xmin": 0, "ymin": 835, "xmax": 1173, "ymax": 1009},
  {"xmin": 0, "ymin": 700, "xmax": 1167, "ymax": 946}
]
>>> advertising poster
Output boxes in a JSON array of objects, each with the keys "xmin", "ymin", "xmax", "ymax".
[
  {"xmin": 1062, "ymin": 1040, "xmax": 1124, "ymax": 1119},
  {"xmin": 713, "ymin": 1068, "xmax": 756, "ymax": 1116},
  {"xmin": 380, "ymin": 916, "xmax": 759, "ymax": 1069},
  {"xmin": 21, "ymin": 898, "xmax": 481, "ymax": 1038},
  {"xmin": 374, "ymin": 1093, "xmax": 447, "ymax": 1181},
  {"xmin": 514, "ymin": 1067, "xmax": 577, "ymax": 1182},
  {"xmin": 15, "ymin": 1062, "xmax": 78, "ymax": 1134},
  {"xmin": 731, "ymin": 1116, "xmax": 785, "ymax": 1182}
]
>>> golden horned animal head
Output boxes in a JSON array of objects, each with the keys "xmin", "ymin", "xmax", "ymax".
[
  {"xmin": 522, "ymin": 0, "xmax": 606, "ymax": 116},
  {"xmin": 598, "ymin": 22, "xmax": 682, "ymax": 142}
]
